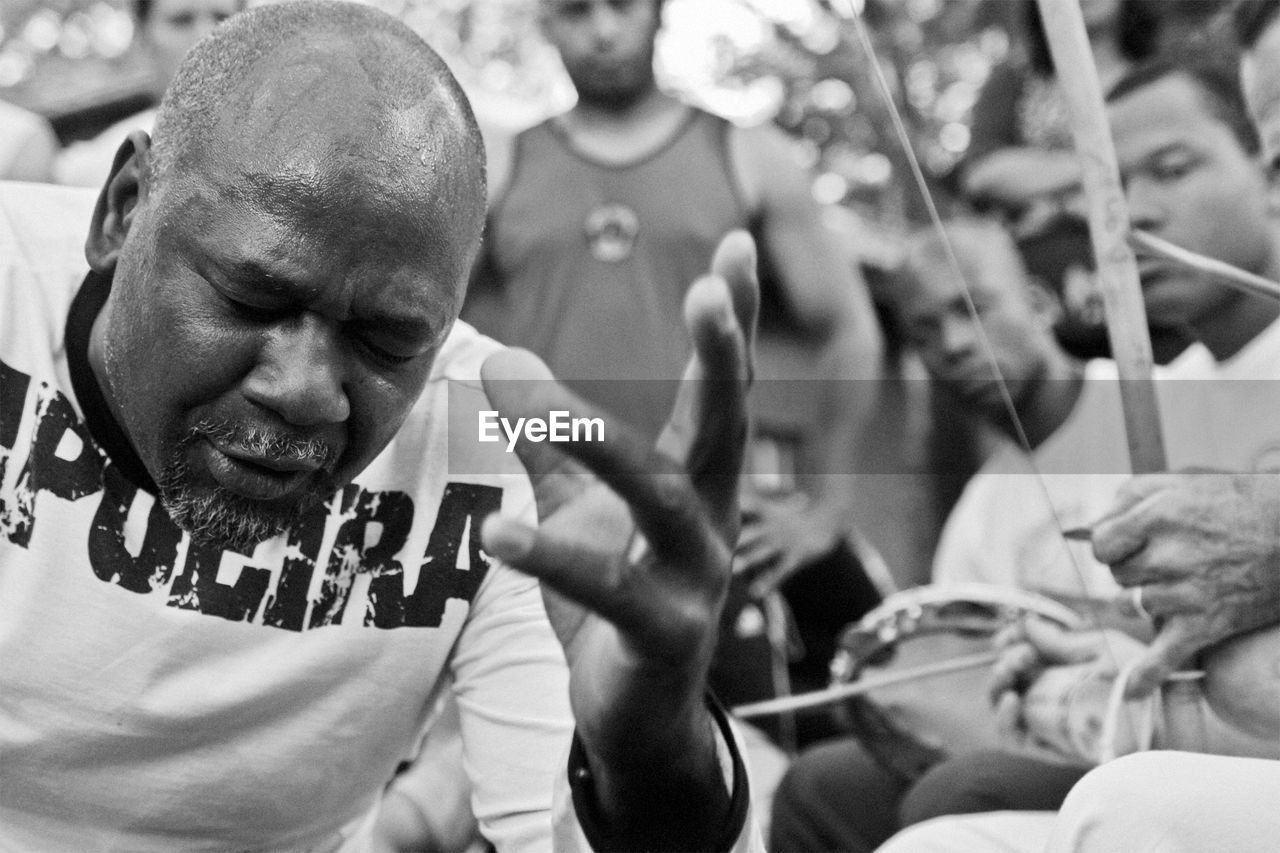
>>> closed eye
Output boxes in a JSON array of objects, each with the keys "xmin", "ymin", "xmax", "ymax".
[
  {"xmin": 355, "ymin": 336, "xmax": 419, "ymax": 367},
  {"xmin": 224, "ymin": 293, "xmax": 291, "ymax": 323}
]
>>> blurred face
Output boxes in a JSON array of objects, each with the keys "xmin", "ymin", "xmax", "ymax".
[
  {"xmin": 540, "ymin": 0, "xmax": 661, "ymax": 108},
  {"xmin": 1108, "ymin": 74, "xmax": 1272, "ymax": 333},
  {"xmin": 898, "ymin": 234, "xmax": 1056, "ymax": 418},
  {"xmin": 1242, "ymin": 19, "xmax": 1280, "ymax": 178},
  {"xmin": 144, "ymin": 0, "xmax": 243, "ymax": 85},
  {"xmin": 94, "ymin": 54, "xmax": 484, "ymax": 552}
]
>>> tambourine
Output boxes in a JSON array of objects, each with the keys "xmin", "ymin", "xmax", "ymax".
[{"xmin": 826, "ymin": 583, "xmax": 1081, "ymax": 782}]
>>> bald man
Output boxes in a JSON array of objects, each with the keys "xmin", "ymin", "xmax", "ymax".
[{"xmin": 0, "ymin": 2, "xmax": 763, "ymax": 850}]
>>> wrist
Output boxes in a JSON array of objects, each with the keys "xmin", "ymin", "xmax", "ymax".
[{"xmin": 568, "ymin": 694, "xmax": 748, "ymax": 852}]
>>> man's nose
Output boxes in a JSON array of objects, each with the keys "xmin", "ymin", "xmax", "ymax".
[
  {"xmin": 1125, "ymin": 178, "xmax": 1165, "ymax": 233},
  {"xmin": 243, "ymin": 316, "xmax": 351, "ymax": 427},
  {"xmin": 589, "ymin": 4, "xmax": 624, "ymax": 45}
]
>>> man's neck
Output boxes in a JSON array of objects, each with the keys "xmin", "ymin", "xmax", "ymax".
[
  {"xmin": 1000, "ymin": 354, "xmax": 1087, "ymax": 450},
  {"xmin": 1196, "ymin": 291, "xmax": 1280, "ymax": 361},
  {"xmin": 1195, "ymin": 244, "xmax": 1280, "ymax": 361},
  {"xmin": 565, "ymin": 79, "xmax": 667, "ymax": 126},
  {"xmin": 557, "ymin": 87, "xmax": 687, "ymax": 164}
]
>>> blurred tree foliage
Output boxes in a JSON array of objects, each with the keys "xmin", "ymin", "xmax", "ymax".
[
  {"xmin": 401, "ymin": 0, "xmax": 1021, "ymax": 232},
  {"xmin": 3, "ymin": 0, "xmax": 1230, "ymax": 231}
]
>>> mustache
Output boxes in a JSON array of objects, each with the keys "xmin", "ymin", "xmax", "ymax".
[{"xmin": 187, "ymin": 418, "xmax": 339, "ymax": 470}]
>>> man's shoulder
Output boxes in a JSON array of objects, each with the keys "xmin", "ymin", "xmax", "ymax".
[
  {"xmin": 0, "ymin": 180, "xmax": 98, "ymax": 233},
  {"xmin": 0, "ymin": 180, "xmax": 97, "ymax": 299},
  {"xmin": 430, "ymin": 320, "xmax": 506, "ymax": 385}
]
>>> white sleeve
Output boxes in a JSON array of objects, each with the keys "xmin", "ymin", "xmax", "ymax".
[{"xmin": 449, "ymin": 552, "xmax": 572, "ymax": 852}]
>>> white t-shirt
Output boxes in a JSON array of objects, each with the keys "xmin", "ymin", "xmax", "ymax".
[
  {"xmin": 933, "ymin": 333, "xmax": 1280, "ymax": 598},
  {"xmin": 0, "ymin": 182, "xmax": 760, "ymax": 853},
  {"xmin": 0, "ymin": 100, "xmax": 58, "ymax": 183},
  {"xmin": 932, "ymin": 359, "xmax": 1131, "ymax": 597}
]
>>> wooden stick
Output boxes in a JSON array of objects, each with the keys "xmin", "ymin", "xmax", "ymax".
[
  {"xmin": 1130, "ymin": 230, "xmax": 1280, "ymax": 303},
  {"xmin": 731, "ymin": 651, "xmax": 1001, "ymax": 718},
  {"xmin": 1036, "ymin": 0, "xmax": 1167, "ymax": 475}
]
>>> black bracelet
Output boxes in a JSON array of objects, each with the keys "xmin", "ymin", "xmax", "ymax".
[{"xmin": 567, "ymin": 693, "xmax": 750, "ymax": 852}]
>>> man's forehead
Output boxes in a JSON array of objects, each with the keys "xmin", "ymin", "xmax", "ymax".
[
  {"xmin": 904, "ymin": 253, "xmax": 998, "ymax": 312},
  {"xmin": 195, "ymin": 48, "xmax": 481, "ymax": 220},
  {"xmin": 228, "ymin": 49, "xmax": 447, "ymax": 147},
  {"xmin": 1108, "ymin": 75, "xmax": 1216, "ymax": 160}
]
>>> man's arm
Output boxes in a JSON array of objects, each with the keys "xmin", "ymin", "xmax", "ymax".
[
  {"xmin": 728, "ymin": 123, "xmax": 884, "ymax": 589},
  {"xmin": 479, "ymin": 233, "xmax": 762, "ymax": 851}
]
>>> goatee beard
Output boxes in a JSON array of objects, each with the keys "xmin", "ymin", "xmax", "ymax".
[{"xmin": 157, "ymin": 420, "xmax": 338, "ymax": 554}]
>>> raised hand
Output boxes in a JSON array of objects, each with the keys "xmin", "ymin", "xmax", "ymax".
[{"xmin": 478, "ymin": 231, "xmax": 759, "ymax": 850}]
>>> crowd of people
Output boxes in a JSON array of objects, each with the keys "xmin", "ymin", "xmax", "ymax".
[{"xmin": 0, "ymin": 0, "xmax": 1277, "ymax": 851}]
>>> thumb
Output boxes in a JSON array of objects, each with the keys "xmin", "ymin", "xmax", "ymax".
[{"xmin": 480, "ymin": 348, "xmax": 589, "ymax": 502}]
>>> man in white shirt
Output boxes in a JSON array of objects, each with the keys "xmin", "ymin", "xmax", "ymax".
[{"xmin": 0, "ymin": 3, "xmax": 764, "ymax": 850}]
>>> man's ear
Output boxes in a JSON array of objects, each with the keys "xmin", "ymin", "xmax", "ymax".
[{"xmin": 85, "ymin": 130, "xmax": 154, "ymax": 274}]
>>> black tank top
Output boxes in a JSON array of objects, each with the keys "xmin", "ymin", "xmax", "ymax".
[{"xmin": 467, "ymin": 107, "xmax": 750, "ymax": 438}]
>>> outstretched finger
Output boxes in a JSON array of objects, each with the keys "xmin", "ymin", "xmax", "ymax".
[
  {"xmin": 482, "ymin": 346, "xmax": 721, "ymax": 573},
  {"xmin": 680, "ymin": 274, "xmax": 750, "ymax": 523},
  {"xmin": 657, "ymin": 232, "xmax": 758, "ymax": 525},
  {"xmin": 480, "ymin": 512, "xmax": 648, "ymax": 634},
  {"xmin": 503, "ymin": 376, "xmax": 720, "ymax": 571},
  {"xmin": 480, "ymin": 348, "xmax": 594, "ymax": 515},
  {"xmin": 711, "ymin": 229, "xmax": 760, "ymax": 367},
  {"xmin": 657, "ymin": 232, "xmax": 758, "ymax": 462}
]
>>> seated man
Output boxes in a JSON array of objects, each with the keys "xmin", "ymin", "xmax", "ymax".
[
  {"xmin": 0, "ymin": 2, "xmax": 764, "ymax": 850},
  {"xmin": 874, "ymin": 34, "xmax": 1280, "ymax": 853},
  {"xmin": 880, "ymin": 480, "xmax": 1280, "ymax": 853},
  {"xmin": 770, "ymin": 218, "xmax": 1114, "ymax": 853}
]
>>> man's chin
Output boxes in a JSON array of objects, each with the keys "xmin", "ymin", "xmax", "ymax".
[
  {"xmin": 161, "ymin": 485, "xmax": 316, "ymax": 554},
  {"xmin": 939, "ymin": 379, "xmax": 1004, "ymax": 414}
]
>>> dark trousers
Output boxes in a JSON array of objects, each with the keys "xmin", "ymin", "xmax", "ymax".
[{"xmin": 770, "ymin": 741, "xmax": 1091, "ymax": 852}]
